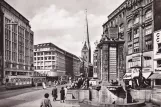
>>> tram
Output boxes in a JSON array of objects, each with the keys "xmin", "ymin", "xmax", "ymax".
[{"xmin": 5, "ymin": 76, "xmax": 46, "ymax": 89}]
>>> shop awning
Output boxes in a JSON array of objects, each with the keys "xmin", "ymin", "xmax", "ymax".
[
  {"xmin": 149, "ymin": 73, "xmax": 161, "ymax": 79},
  {"xmin": 123, "ymin": 73, "xmax": 132, "ymax": 79},
  {"xmin": 142, "ymin": 72, "xmax": 152, "ymax": 79}
]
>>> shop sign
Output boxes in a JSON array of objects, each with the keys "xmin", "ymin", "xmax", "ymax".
[
  {"xmin": 155, "ymin": 69, "xmax": 161, "ymax": 72},
  {"xmin": 154, "ymin": 30, "xmax": 161, "ymax": 58}
]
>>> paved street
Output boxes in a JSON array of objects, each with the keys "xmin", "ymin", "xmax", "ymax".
[{"xmin": 0, "ymin": 85, "xmax": 80, "ymax": 107}]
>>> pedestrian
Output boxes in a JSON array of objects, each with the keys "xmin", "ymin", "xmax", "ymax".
[
  {"xmin": 48, "ymin": 81, "xmax": 51, "ymax": 87},
  {"xmin": 60, "ymin": 87, "xmax": 65, "ymax": 103},
  {"xmin": 52, "ymin": 86, "xmax": 57, "ymax": 101},
  {"xmin": 64, "ymin": 86, "xmax": 68, "ymax": 100},
  {"xmin": 40, "ymin": 93, "xmax": 52, "ymax": 107},
  {"xmin": 42, "ymin": 82, "xmax": 47, "ymax": 89}
]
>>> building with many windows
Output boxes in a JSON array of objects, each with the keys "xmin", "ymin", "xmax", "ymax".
[
  {"xmin": 0, "ymin": 0, "xmax": 34, "ymax": 85},
  {"xmin": 34, "ymin": 43, "xmax": 81, "ymax": 80},
  {"xmin": 102, "ymin": 0, "xmax": 161, "ymax": 84}
]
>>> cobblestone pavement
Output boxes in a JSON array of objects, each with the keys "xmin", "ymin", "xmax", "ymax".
[{"xmin": 0, "ymin": 84, "xmax": 80, "ymax": 107}]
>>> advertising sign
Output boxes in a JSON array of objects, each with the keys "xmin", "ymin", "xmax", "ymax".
[
  {"xmin": 108, "ymin": 27, "xmax": 118, "ymax": 39},
  {"xmin": 154, "ymin": 30, "xmax": 161, "ymax": 59}
]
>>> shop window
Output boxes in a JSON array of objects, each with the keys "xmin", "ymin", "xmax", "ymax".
[
  {"xmin": 155, "ymin": 79, "xmax": 161, "ymax": 85},
  {"xmin": 157, "ymin": 60, "xmax": 161, "ymax": 67}
]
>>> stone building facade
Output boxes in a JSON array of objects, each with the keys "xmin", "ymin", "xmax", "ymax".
[
  {"xmin": 102, "ymin": 0, "xmax": 161, "ymax": 81},
  {"xmin": 0, "ymin": 0, "xmax": 34, "ymax": 84}
]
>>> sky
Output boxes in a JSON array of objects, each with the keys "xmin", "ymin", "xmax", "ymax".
[{"xmin": 5, "ymin": 0, "xmax": 125, "ymax": 59}]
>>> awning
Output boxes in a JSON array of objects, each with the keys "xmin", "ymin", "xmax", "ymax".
[
  {"xmin": 130, "ymin": 65, "xmax": 141, "ymax": 69},
  {"xmin": 142, "ymin": 72, "xmax": 152, "ymax": 79},
  {"xmin": 149, "ymin": 73, "xmax": 161, "ymax": 79},
  {"xmin": 123, "ymin": 73, "xmax": 132, "ymax": 79}
]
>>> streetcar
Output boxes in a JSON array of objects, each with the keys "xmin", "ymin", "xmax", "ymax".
[{"xmin": 5, "ymin": 76, "xmax": 46, "ymax": 89}]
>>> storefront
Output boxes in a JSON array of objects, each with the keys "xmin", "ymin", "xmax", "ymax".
[
  {"xmin": 150, "ymin": 30, "xmax": 161, "ymax": 88},
  {"xmin": 124, "ymin": 52, "xmax": 153, "ymax": 87}
]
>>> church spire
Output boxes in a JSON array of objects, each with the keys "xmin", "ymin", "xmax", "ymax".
[{"xmin": 81, "ymin": 9, "xmax": 91, "ymax": 63}]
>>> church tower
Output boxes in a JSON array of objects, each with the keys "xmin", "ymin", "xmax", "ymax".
[{"xmin": 81, "ymin": 10, "xmax": 91, "ymax": 63}]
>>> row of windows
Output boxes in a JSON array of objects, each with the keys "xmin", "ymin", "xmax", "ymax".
[
  {"xmin": 34, "ymin": 52, "xmax": 56, "ymax": 56},
  {"xmin": 128, "ymin": 24, "xmax": 152, "ymax": 41},
  {"xmin": 109, "ymin": 8, "xmax": 152, "ymax": 29},
  {"xmin": 128, "ymin": 41, "xmax": 153, "ymax": 54},
  {"xmin": 35, "ymin": 56, "xmax": 56, "ymax": 60}
]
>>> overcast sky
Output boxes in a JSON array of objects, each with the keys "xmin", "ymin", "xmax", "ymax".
[{"xmin": 5, "ymin": 0, "xmax": 124, "ymax": 58}]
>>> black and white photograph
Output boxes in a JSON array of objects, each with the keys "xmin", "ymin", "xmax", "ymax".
[{"xmin": 0, "ymin": 0, "xmax": 161, "ymax": 107}]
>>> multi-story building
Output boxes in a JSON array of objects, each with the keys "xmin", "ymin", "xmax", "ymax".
[
  {"xmin": 0, "ymin": 0, "xmax": 34, "ymax": 85},
  {"xmin": 34, "ymin": 43, "xmax": 81, "ymax": 80},
  {"xmin": 102, "ymin": 0, "xmax": 161, "ymax": 83},
  {"xmin": 93, "ymin": 48, "xmax": 99, "ymax": 78},
  {"xmin": 73, "ymin": 55, "xmax": 81, "ymax": 77}
]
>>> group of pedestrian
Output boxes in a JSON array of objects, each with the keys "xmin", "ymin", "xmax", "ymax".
[
  {"xmin": 70, "ymin": 77, "xmax": 90, "ymax": 89},
  {"xmin": 40, "ymin": 86, "xmax": 68, "ymax": 107}
]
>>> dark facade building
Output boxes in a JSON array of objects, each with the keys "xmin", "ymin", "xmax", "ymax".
[
  {"xmin": 0, "ymin": 0, "xmax": 34, "ymax": 85},
  {"xmin": 34, "ymin": 43, "xmax": 81, "ymax": 79},
  {"xmin": 101, "ymin": 0, "xmax": 161, "ymax": 85}
]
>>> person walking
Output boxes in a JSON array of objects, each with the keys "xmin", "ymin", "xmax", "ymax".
[
  {"xmin": 60, "ymin": 87, "xmax": 65, "ymax": 103},
  {"xmin": 52, "ymin": 86, "xmax": 57, "ymax": 101},
  {"xmin": 40, "ymin": 93, "xmax": 52, "ymax": 107},
  {"xmin": 64, "ymin": 86, "xmax": 68, "ymax": 100}
]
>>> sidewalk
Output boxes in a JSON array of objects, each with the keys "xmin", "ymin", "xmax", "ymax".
[
  {"xmin": 0, "ymin": 83, "xmax": 80, "ymax": 107},
  {"xmin": 12, "ymin": 99, "xmax": 80, "ymax": 107}
]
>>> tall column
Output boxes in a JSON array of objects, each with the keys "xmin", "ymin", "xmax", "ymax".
[{"xmin": 102, "ymin": 44, "xmax": 109, "ymax": 84}]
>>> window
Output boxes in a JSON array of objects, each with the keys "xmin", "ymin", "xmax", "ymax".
[
  {"xmin": 134, "ymin": 15, "xmax": 139, "ymax": 24},
  {"xmin": 128, "ymin": 31, "xmax": 132, "ymax": 41},
  {"xmin": 119, "ymin": 24, "xmax": 124, "ymax": 32},
  {"xmin": 157, "ymin": 60, "xmax": 161, "ymax": 67},
  {"xmin": 145, "ymin": 10, "xmax": 152, "ymax": 20},
  {"xmin": 157, "ymin": 43, "xmax": 161, "ymax": 53},
  {"xmin": 128, "ymin": 44, "xmax": 133, "ymax": 54},
  {"xmin": 145, "ymin": 25, "xmax": 152, "ymax": 35},
  {"xmin": 144, "ymin": 56, "xmax": 151, "ymax": 67},
  {"xmin": 134, "ymin": 28, "xmax": 139, "ymax": 38},
  {"xmin": 52, "ymin": 56, "xmax": 55, "ymax": 60},
  {"xmin": 133, "ymin": 42, "xmax": 139, "ymax": 53},
  {"xmin": 155, "ymin": 79, "xmax": 161, "ymax": 85},
  {"xmin": 128, "ymin": 20, "xmax": 132, "ymax": 28},
  {"xmin": 145, "ymin": 40, "xmax": 153, "ymax": 50}
]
